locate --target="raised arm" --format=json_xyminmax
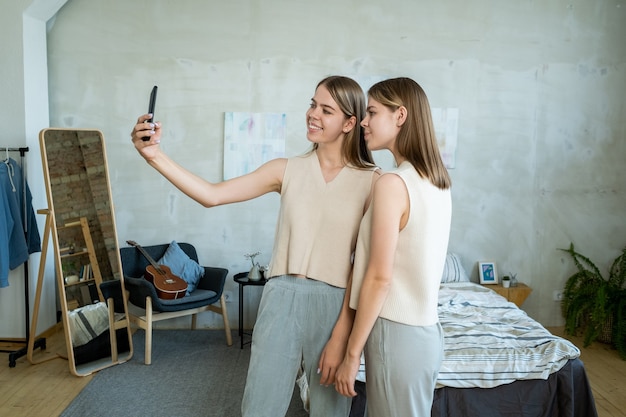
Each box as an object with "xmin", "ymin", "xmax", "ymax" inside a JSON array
[{"xmin": 131, "ymin": 114, "xmax": 286, "ymax": 207}]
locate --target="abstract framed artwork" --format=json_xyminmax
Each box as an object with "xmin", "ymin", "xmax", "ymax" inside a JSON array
[
  {"xmin": 223, "ymin": 112, "xmax": 286, "ymax": 180},
  {"xmin": 478, "ymin": 261, "xmax": 498, "ymax": 284}
]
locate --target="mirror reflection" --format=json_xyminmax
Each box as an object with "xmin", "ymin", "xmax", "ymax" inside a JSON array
[{"xmin": 39, "ymin": 128, "xmax": 133, "ymax": 376}]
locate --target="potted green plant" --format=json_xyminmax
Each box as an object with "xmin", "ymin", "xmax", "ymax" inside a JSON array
[
  {"xmin": 501, "ymin": 275, "xmax": 511, "ymax": 288},
  {"xmin": 61, "ymin": 258, "xmax": 78, "ymax": 277},
  {"xmin": 559, "ymin": 242, "xmax": 626, "ymax": 359}
]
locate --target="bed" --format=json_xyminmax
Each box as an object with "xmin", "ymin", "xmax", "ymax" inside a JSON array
[{"xmin": 432, "ymin": 281, "xmax": 597, "ymax": 417}]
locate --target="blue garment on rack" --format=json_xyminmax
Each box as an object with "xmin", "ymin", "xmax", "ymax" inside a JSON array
[
  {"xmin": 0, "ymin": 158, "xmax": 41, "ymax": 288},
  {"xmin": 0, "ymin": 185, "xmax": 13, "ymax": 288}
]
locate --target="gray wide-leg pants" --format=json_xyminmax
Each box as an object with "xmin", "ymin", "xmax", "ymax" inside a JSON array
[
  {"xmin": 364, "ymin": 318, "xmax": 443, "ymax": 417},
  {"xmin": 242, "ymin": 275, "xmax": 352, "ymax": 417}
]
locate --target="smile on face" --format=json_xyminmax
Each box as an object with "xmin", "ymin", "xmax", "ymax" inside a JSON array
[
  {"xmin": 361, "ymin": 97, "xmax": 402, "ymax": 152},
  {"xmin": 305, "ymin": 85, "xmax": 353, "ymax": 145}
]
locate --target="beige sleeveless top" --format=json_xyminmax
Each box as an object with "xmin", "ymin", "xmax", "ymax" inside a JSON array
[{"xmin": 268, "ymin": 151, "xmax": 377, "ymax": 288}]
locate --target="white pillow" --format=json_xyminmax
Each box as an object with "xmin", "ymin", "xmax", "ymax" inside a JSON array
[{"xmin": 441, "ymin": 253, "xmax": 470, "ymax": 283}]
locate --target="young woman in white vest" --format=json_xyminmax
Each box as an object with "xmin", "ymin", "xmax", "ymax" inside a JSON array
[
  {"xmin": 333, "ymin": 77, "xmax": 452, "ymax": 417},
  {"xmin": 130, "ymin": 75, "xmax": 379, "ymax": 417}
]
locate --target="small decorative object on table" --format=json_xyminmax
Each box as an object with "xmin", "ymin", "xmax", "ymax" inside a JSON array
[
  {"xmin": 245, "ymin": 251, "xmax": 262, "ymax": 281},
  {"xmin": 502, "ymin": 275, "xmax": 511, "ymax": 288},
  {"xmin": 510, "ymin": 272, "xmax": 518, "ymax": 287},
  {"xmin": 259, "ymin": 264, "xmax": 269, "ymax": 280}
]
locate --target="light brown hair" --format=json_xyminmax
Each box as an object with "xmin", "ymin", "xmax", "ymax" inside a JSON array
[
  {"xmin": 368, "ymin": 77, "xmax": 451, "ymax": 189},
  {"xmin": 313, "ymin": 76, "xmax": 375, "ymax": 168}
]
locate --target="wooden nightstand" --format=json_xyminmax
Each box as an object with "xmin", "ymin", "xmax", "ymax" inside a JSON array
[{"xmin": 488, "ymin": 283, "xmax": 532, "ymax": 307}]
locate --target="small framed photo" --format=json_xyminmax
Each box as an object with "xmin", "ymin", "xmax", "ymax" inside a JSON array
[{"xmin": 478, "ymin": 261, "xmax": 498, "ymax": 284}]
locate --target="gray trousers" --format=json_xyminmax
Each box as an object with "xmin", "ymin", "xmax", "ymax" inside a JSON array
[
  {"xmin": 364, "ymin": 318, "xmax": 443, "ymax": 417},
  {"xmin": 242, "ymin": 275, "xmax": 352, "ymax": 417}
]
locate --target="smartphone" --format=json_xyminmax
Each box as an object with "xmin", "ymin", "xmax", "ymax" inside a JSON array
[{"xmin": 143, "ymin": 85, "xmax": 158, "ymax": 141}]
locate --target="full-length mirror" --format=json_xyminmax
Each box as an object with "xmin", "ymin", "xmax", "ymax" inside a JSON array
[{"xmin": 39, "ymin": 128, "xmax": 133, "ymax": 376}]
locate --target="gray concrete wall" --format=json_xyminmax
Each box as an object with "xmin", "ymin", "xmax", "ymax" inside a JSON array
[
  {"xmin": 0, "ymin": 0, "xmax": 64, "ymax": 339},
  {"xmin": 2, "ymin": 0, "xmax": 625, "ymax": 333}
]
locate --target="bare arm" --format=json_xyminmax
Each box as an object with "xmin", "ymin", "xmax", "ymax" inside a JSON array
[
  {"xmin": 318, "ymin": 272, "xmax": 356, "ymax": 386},
  {"xmin": 131, "ymin": 114, "xmax": 286, "ymax": 207},
  {"xmin": 334, "ymin": 173, "xmax": 409, "ymax": 397}
]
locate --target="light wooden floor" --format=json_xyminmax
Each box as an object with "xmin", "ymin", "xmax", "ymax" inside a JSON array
[
  {"xmin": 0, "ymin": 325, "xmax": 92, "ymax": 417},
  {"xmin": 547, "ymin": 326, "xmax": 626, "ymax": 417},
  {"xmin": 1, "ymin": 326, "xmax": 624, "ymax": 417}
]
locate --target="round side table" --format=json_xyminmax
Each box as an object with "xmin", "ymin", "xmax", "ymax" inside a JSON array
[{"xmin": 233, "ymin": 272, "xmax": 268, "ymax": 349}]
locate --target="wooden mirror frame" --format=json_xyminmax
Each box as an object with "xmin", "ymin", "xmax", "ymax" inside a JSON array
[{"xmin": 39, "ymin": 128, "xmax": 133, "ymax": 376}]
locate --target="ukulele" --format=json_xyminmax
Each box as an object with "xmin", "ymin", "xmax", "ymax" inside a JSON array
[{"xmin": 126, "ymin": 240, "xmax": 188, "ymax": 300}]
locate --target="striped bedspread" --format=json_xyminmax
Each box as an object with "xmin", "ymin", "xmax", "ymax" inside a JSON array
[{"xmin": 436, "ymin": 282, "xmax": 580, "ymax": 389}]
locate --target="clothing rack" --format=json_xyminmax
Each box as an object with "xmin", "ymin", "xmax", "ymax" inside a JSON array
[{"xmin": 0, "ymin": 146, "xmax": 46, "ymax": 367}]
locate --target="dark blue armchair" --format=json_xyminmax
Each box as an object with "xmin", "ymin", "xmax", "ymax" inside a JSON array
[{"xmin": 120, "ymin": 242, "xmax": 232, "ymax": 364}]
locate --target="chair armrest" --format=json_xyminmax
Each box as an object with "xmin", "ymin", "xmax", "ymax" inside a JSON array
[
  {"xmin": 197, "ymin": 267, "xmax": 228, "ymax": 296},
  {"xmin": 124, "ymin": 276, "xmax": 160, "ymax": 309},
  {"xmin": 99, "ymin": 280, "xmax": 125, "ymax": 313}
]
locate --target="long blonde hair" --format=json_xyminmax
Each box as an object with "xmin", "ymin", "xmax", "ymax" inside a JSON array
[
  {"xmin": 312, "ymin": 76, "xmax": 375, "ymax": 168},
  {"xmin": 368, "ymin": 77, "xmax": 451, "ymax": 189}
]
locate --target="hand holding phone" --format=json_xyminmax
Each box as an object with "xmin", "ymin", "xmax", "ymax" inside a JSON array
[{"xmin": 143, "ymin": 85, "xmax": 158, "ymax": 141}]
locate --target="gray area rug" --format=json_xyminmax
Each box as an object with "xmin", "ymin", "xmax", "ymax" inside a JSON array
[{"xmin": 60, "ymin": 330, "xmax": 309, "ymax": 417}]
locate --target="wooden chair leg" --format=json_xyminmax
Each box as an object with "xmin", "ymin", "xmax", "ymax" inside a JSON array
[
  {"xmin": 220, "ymin": 295, "xmax": 233, "ymax": 346},
  {"xmin": 145, "ymin": 296, "xmax": 153, "ymax": 365},
  {"xmin": 107, "ymin": 298, "xmax": 118, "ymax": 362}
]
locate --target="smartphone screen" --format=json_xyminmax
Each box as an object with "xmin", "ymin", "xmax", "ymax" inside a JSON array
[{"xmin": 143, "ymin": 86, "xmax": 158, "ymax": 141}]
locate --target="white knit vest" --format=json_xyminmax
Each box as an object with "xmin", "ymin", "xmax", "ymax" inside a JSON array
[{"xmin": 350, "ymin": 161, "xmax": 451, "ymax": 325}]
